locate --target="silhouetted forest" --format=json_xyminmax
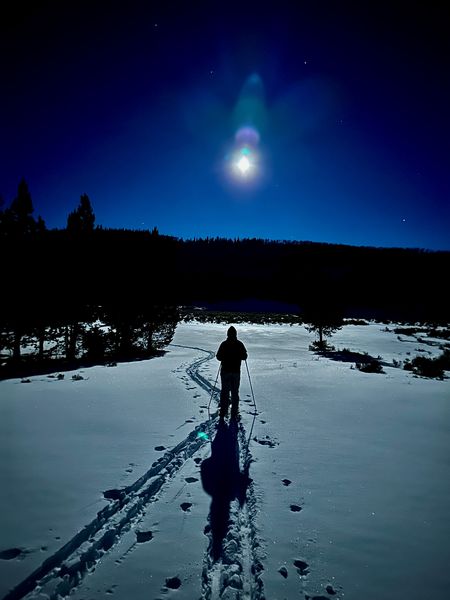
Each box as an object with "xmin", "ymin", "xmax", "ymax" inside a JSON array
[
  {"xmin": 1, "ymin": 179, "xmax": 449, "ymax": 378},
  {"xmin": 177, "ymin": 236, "xmax": 450, "ymax": 322}
]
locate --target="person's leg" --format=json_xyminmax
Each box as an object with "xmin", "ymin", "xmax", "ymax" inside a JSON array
[
  {"xmin": 220, "ymin": 372, "xmax": 231, "ymax": 417},
  {"xmin": 230, "ymin": 373, "xmax": 240, "ymax": 417}
]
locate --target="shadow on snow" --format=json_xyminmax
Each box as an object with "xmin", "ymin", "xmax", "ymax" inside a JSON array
[{"xmin": 200, "ymin": 419, "xmax": 250, "ymax": 562}]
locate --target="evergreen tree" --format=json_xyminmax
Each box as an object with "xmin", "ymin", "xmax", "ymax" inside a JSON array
[
  {"xmin": 303, "ymin": 307, "xmax": 344, "ymax": 347},
  {"xmin": 67, "ymin": 194, "xmax": 95, "ymax": 233},
  {"xmin": 5, "ymin": 178, "xmax": 37, "ymax": 236},
  {"xmin": 36, "ymin": 215, "xmax": 47, "ymax": 234},
  {"xmin": 301, "ymin": 282, "xmax": 344, "ymax": 348}
]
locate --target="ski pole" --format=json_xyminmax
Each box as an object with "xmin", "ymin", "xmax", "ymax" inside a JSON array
[
  {"xmin": 245, "ymin": 360, "xmax": 257, "ymax": 415},
  {"xmin": 243, "ymin": 360, "xmax": 257, "ymax": 463},
  {"xmin": 208, "ymin": 364, "xmax": 221, "ymax": 412}
]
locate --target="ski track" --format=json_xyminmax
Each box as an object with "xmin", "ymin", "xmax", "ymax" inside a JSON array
[
  {"xmin": 200, "ymin": 422, "xmax": 264, "ymax": 600},
  {"xmin": 2, "ymin": 345, "xmax": 264, "ymax": 600}
]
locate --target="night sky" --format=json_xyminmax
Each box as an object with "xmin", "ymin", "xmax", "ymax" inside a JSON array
[{"xmin": 2, "ymin": 1, "xmax": 449, "ymax": 250}]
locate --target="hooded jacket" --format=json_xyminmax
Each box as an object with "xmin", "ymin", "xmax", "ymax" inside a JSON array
[{"xmin": 216, "ymin": 326, "xmax": 248, "ymax": 373}]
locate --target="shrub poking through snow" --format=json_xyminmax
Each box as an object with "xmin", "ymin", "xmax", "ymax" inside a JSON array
[
  {"xmin": 309, "ymin": 340, "xmax": 335, "ymax": 353},
  {"xmin": 404, "ymin": 349, "xmax": 450, "ymax": 379},
  {"xmin": 355, "ymin": 360, "xmax": 384, "ymax": 374}
]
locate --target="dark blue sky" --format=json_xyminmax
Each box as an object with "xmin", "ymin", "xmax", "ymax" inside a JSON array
[{"xmin": 2, "ymin": 1, "xmax": 449, "ymax": 249}]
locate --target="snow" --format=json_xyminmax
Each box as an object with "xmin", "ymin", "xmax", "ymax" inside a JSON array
[{"xmin": 0, "ymin": 321, "xmax": 449, "ymax": 600}]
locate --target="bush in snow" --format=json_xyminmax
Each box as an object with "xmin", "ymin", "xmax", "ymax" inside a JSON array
[
  {"xmin": 355, "ymin": 360, "xmax": 384, "ymax": 374},
  {"xmin": 404, "ymin": 350, "xmax": 450, "ymax": 379},
  {"xmin": 309, "ymin": 340, "xmax": 335, "ymax": 352}
]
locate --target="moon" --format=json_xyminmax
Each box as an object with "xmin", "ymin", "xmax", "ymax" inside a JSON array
[{"xmin": 237, "ymin": 155, "xmax": 251, "ymax": 174}]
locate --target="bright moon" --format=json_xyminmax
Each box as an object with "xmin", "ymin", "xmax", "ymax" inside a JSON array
[
  {"xmin": 237, "ymin": 155, "xmax": 251, "ymax": 174},
  {"xmin": 227, "ymin": 139, "xmax": 261, "ymax": 184}
]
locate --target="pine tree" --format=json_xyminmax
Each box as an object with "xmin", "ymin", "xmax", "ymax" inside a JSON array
[
  {"xmin": 67, "ymin": 194, "xmax": 95, "ymax": 233},
  {"xmin": 302, "ymin": 281, "xmax": 344, "ymax": 348},
  {"xmin": 7, "ymin": 178, "xmax": 36, "ymax": 236}
]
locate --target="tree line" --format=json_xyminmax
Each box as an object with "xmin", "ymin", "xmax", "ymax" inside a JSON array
[
  {"xmin": 0, "ymin": 180, "xmax": 178, "ymax": 378},
  {"xmin": 1, "ymin": 179, "xmax": 449, "ymax": 377},
  {"xmin": 176, "ymin": 236, "xmax": 450, "ymax": 323}
]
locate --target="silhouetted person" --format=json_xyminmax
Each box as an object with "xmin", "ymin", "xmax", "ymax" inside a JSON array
[{"xmin": 216, "ymin": 326, "xmax": 248, "ymax": 419}]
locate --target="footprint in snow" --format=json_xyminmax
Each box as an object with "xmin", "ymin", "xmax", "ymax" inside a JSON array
[
  {"xmin": 254, "ymin": 436, "xmax": 278, "ymax": 448},
  {"xmin": 136, "ymin": 530, "xmax": 154, "ymax": 543},
  {"xmin": 278, "ymin": 566, "xmax": 288, "ymax": 578},
  {"xmin": 293, "ymin": 558, "xmax": 309, "ymax": 575},
  {"xmin": 165, "ymin": 576, "xmax": 181, "ymax": 589},
  {"xmin": 0, "ymin": 548, "xmax": 28, "ymax": 560},
  {"xmin": 104, "ymin": 489, "xmax": 126, "ymax": 501}
]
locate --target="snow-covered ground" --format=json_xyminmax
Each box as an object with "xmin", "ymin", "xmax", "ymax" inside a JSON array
[{"xmin": 1, "ymin": 322, "xmax": 449, "ymax": 600}]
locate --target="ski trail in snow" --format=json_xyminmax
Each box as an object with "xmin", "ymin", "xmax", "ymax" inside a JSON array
[
  {"xmin": 200, "ymin": 417, "xmax": 264, "ymax": 600},
  {"xmin": 170, "ymin": 348, "xmax": 264, "ymax": 600},
  {"xmin": 170, "ymin": 343, "xmax": 220, "ymax": 402},
  {"xmin": 172, "ymin": 345, "xmax": 265, "ymax": 599},
  {"xmin": 1, "ymin": 347, "xmax": 216, "ymax": 600},
  {"xmin": 2, "ymin": 345, "xmax": 263, "ymax": 600}
]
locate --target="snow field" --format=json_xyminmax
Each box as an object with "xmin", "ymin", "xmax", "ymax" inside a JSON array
[{"xmin": 0, "ymin": 321, "xmax": 449, "ymax": 600}]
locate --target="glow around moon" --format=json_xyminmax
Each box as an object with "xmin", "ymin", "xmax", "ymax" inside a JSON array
[
  {"xmin": 222, "ymin": 75, "xmax": 267, "ymax": 188},
  {"xmin": 230, "ymin": 126, "xmax": 261, "ymax": 181},
  {"xmin": 233, "ymin": 144, "xmax": 258, "ymax": 177}
]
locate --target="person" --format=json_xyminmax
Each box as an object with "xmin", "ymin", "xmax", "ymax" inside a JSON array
[{"xmin": 216, "ymin": 326, "xmax": 248, "ymax": 419}]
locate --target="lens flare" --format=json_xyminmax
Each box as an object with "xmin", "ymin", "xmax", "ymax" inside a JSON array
[
  {"xmin": 235, "ymin": 126, "xmax": 260, "ymax": 147},
  {"xmin": 222, "ymin": 74, "xmax": 267, "ymax": 187}
]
